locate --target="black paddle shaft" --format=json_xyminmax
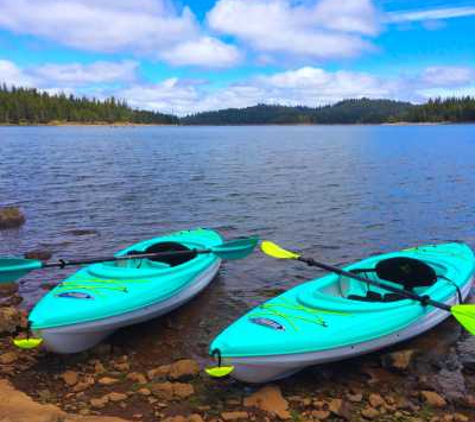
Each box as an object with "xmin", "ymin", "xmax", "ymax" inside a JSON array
[
  {"xmin": 41, "ymin": 249, "xmax": 209, "ymax": 269},
  {"xmin": 298, "ymin": 256, "xmax": 452, "ymax": 312}
]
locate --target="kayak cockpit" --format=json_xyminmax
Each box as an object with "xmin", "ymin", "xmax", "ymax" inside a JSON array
[
  {"xmin": 88, "ymin": 241, "xmax": 199, "ymax": 278},
  {"xmin": 298, "ymin": 256, "xmax": 453, "ymax": 311}
]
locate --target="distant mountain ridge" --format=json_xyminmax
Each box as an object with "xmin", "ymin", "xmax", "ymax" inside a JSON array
[
  {"xmin": 1, "ymin": 84, "xmax": 475, "ymax": 125},
  {"xmin": 181, "ymin": 99, "xmax": 414, "ymax": 125}
]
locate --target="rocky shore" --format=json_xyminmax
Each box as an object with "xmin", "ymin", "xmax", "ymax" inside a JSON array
[{"xmin": 1, "ymin": 286, "xmax": 475, "ymax": 422}]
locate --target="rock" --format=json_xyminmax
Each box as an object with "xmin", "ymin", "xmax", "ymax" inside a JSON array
[
  {"xmin": 382, "ymin": 349, "xmax": 415, "ymax": 371},
  {"xmin": 0, "ymin": 206, "xmax": 25, "ymax": 229},
  {"xmin": 221, "ymin": 411, "xmax": 249, "ymax": 421},
  {"xmin": 0, "ymin": 379, "xmax": 129, "ymax": 421},
  {"xmin": 0, "ymin": 351, "xmax": 18, "ymax": 365},
  {"xmin": 368, "ymin": 393, "xmax": 386, "ymax": 408},
  {"xmin": 113, "ymin": 361, "xmax": 130, "ymax": 372},
  {"xmin": 73, "ymin": 376, "xmax": 95, "ymax": 392},
  {"xmin": 94, "ymin": 361, "xmax": 106, "ymax": 374},
  {"xmin": 24, "ymin": 250, "xmax": 52, "ymax": 260},
  {"xmin": 311, "ymin": 410, "xmax": 330, "ymax": 420},
  {"xmin": 162, "ymin": 417, "xmax": 187, "ymax": 422},
  {"xmin": 361, "ymin": 406, "xmax": 379, "ymax": 419},
  {"xmin": 151, "ymin": 382, "xmax": 194, "ymax": 400},
  {"xmin": 173, "ymin": 382, "xmax": 195, "ymax": 399},
  {"xmin": 147, "ymin": 364, "xmax": 171, "ymax": 380},
  {"xmin": 168, "ymin": 359, "xmax": 200, "ymax": 380},
  {"xmin": 187, "ymin": 415, "xmax": 204, "ymax": 422},
  {"xmin": 0, "ymin": 306, "xmax": 22, "ymax": 333},
  {"xmin": 106, "ymin": 392, "xmax": 128, "ymax": 402},
  {"xmin": 347, "ymin": 392, "xmax": 363, "ymax": 403},
  {"xmin": 62, "ymin": 371, "xmax": 79, "ymax": 386},
  {"xmin": 126, "ymin": 372, "xmax": 147, "ymax": 384},
  {"xmin": 328, "ymin": 398, "xmax": 351, "ymax": 419},
  {"xmin": 453, "ymin": 414, "xmax": 469, "ymax": 422},
  {"xmin": 98, "ymin": 377, "xmax": 119, "ymax": 386},
  {"xmin": 421, "ymin": 391, "xmax": 447, "ymax": 408},
  {"xmin": 244, "ymin": 385, "xmax": 290, "ymax": 420},
  {"xmin": 137, "ymin": 388, "xmax": 151, "ymax": 396},
  {"xmin": 90, "ymin": 395, "xmax": 109, "ymax": 409}
]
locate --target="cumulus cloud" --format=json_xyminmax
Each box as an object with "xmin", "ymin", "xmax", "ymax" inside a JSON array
[
  {"xmin": 0, "ymin": 59, "xmax": 141, "ymax": 93},
  {"xmin": 117, "ymin": 65, "xmax": 475, "ymax": 115},
  {"xmin": 0, "ymin": 60, "xmax": 36, "ymax": 87},
  {"xmin": 31, "ymin": 61, "xmax": 139, "ymax": 86},
  {"xmin": 117, "ymin": 66, "xmax": 400, "ymax": 115},
  {"xmin": 0, "ymin": 0, "xmax": 239, "ymax": 68},
  {"xmin": 207, "ymin": 0, "xmax": 378, "ymax": 59},
  {"xmin": 420, "ymin": 66, "xmax": 474, "ymax": 87},
  {"xmin": 3, "ymin": 59, "xmax": 475, "ymax": 115},
  {"xmin": 159, "ymin": 36, "xmax": 241, "ymax": 67}
]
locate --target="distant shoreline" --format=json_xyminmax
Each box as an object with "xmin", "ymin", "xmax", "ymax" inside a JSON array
[{"xmin": 0, "ymin": 121, "xmax": 458, "ymax": 127}]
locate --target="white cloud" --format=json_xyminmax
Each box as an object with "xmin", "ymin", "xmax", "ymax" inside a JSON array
[
  {"xmin": 160, "ymin": 36, "xmax": 241, "ymax": 67},
  {"xmin": 421, "ymin": 66, "xmax": 474, "ymax": 87},
  {"xmin": 386, "ymin": 6, "xmax": 475, "ymax": 23},
  {"xmin": 0, "ymin": 0, "xmax": 239, "ymax": 68},
  {"xmin": 207, "ymin": 0, "xmax": 378, "ymax": 59},
  {"xmin": 119, "ymin": 66, "xmax": 400, "ymax": 115},
  {"xmin": 31, "ymin": 61, "xmax": 139, "ymax": 86},
  {"xmin": 0, "ymin": 60, "xmax": 36, "ymax": 86}
]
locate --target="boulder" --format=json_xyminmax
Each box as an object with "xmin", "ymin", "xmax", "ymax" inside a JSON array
[
  {"xmin": 421, "ymin": 391, "xmax": 447, "ymax": 408},
  {"xmin": 382, "ymin": 349, "xmax": 415, "ymax": 371},
  {"xmin": 0, "ymin": 351, "xmax": 18, "ymax": 365},
  {"xmin": 0, "ymin": 379, "xmax": 129, "ymax": 421},
  {"xmin": 98, "ymin": 377, "xmax": 119, "ymax": 386},
  {"xmin": 61, "ymin": 371, "xmax": 79, "ymax": 387},
  {"xmin": 151, "ymin": 382, "xmax": 194, "ymax": 400},
  {"xmin": 0, "ymin": 207, "xmax": 25, "ymax": 229},
  {"xmin": 0, "ymin": 306, "xmax": 22, "ymax": 334},
  {"xmin": 221, "ymin": 411, "xmax": 249, "ymax": 421},
  {"xmin": 168, "ymin": 359, "xmax": 200, "ymax": 380},
  {"xmin": 244, "ymin": 385, "xmax": 290, "ymax": 420}
]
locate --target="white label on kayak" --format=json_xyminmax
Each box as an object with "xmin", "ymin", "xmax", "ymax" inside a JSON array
[
  {"xmin": 249, "ymin": 317, "xmax": 285, "ymax": 331},
  {"xmin": 56, "ymin": 291, "xmax": 94, "ymax": 300}
]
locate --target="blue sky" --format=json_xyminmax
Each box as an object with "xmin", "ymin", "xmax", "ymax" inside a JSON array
[{"xmin": 0, "ymin": 0, "xmax": 474, "ymax": 114}]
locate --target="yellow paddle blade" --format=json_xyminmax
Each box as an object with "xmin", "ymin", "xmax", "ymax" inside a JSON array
[
  {"xmin": 261, "ymin": 241, "xmax": 300, "ymax": 260},
  {"xmin": 451, "ymin": 304, "xmax": 475, "ymax": 335},
  {"xmin": 13, "ymin": 337, "xmax": 43, "ymax": 349},
  {"xmin": 205, "ymin": 365, "xmax": 234, "ymax": 378}
]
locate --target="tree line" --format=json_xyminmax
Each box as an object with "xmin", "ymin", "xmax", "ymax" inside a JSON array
[
  {"xmin": 2, "ymin": 83, "xmax": 475, "ymax": 125},
  {"xmin": 0, "ymin": 85, "xmax": 178, "ymax": 125}
]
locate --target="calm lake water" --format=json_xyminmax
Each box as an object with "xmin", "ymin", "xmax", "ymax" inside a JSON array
[{"xmin": 1, "ymin": 125, "xmax": 475, "ymax": 359}]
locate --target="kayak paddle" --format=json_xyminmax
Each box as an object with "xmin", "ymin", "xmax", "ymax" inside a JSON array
[
  {"xmin": 261, "ymin": 240, "xmax": 475, "ymax": 335},
  {"xmin": 0, "ymin": 236, "xmax": 259, "ymax": 284}
]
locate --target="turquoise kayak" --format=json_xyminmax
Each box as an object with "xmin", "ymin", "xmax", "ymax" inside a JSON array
[
  {"xmin": 30, "ymin": 228, "xmax": 223, "ymax": 353},
  {"xmin": 210, "ymin": 242, "xmax": 475, "ymax": 383}
]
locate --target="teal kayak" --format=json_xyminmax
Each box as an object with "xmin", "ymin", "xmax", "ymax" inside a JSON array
[
  {"xmin": 30, "ymin": 228, "xmax": 223, "ymax": 353},
  {"xmin": 210, "ymin": 242, "xmax": 475, "ymax": 383}
]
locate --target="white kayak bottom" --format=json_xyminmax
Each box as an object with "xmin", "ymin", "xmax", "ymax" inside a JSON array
[
  {"xmin": 35, "ymin": 259, "xmax": 221, "ymax": 354},
  {"xmin": 226, "ymin": 277, "xmax": 473, "ymax": 383}
]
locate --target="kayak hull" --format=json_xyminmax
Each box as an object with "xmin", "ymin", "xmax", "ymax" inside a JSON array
[
  {"xmin": 210, "ymin": 242, "xmax": 475, "ymax": 383},
  {"xmin": 224, "ymin": 277, "xmax": 472, "ymax": 383},
  {"xmin": 35, "ymin": 259, "xmax": 220, "ymax": 353},
  {"xmin": 29, "ymin": 229, "xmax": 223, "ymax": 353}
]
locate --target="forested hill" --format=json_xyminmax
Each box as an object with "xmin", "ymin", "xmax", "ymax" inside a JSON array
[
  {"xmin": 181, "ymin": 97, "xmax": 475, "ymax": 125},
  {"xmin": 0, "ymin": 85, "xmax": 178, "ymax": 125},
  {"xmin": 2, "ymin": 84, "xmax": 475, "ymax": 125},
  {"xmin": 181, "ymin": 99, "xmax": 414, "ymax": 125}
]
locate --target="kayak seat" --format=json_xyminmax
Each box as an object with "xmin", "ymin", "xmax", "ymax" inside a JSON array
[
  {"xmin": 349, "ymin": 257, "xmax": 437, "ymax": 292},
  {"xmin": 347, "ymin": 292, "xmax": 406, "ymax": 302},
  {"xmin": 143, "ymin": 242, "xmax": 197, "ymax": 267}
]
